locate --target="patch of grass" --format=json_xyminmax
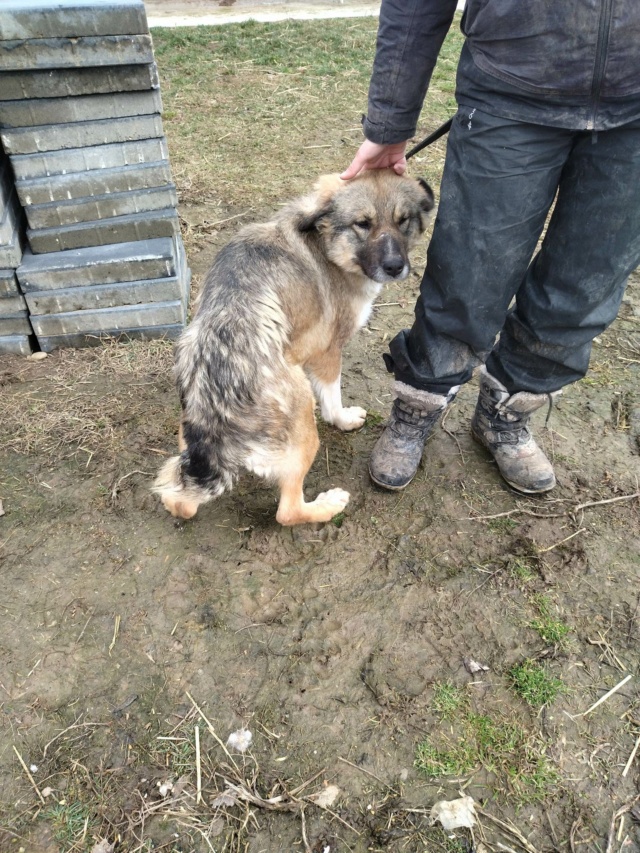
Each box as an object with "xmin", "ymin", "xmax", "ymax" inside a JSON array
[
  {"xmin": 508, "ymin": 557, "xmax": 536, "ymax": 583},
  {"xmin": 365, "ymin": 411, "xmax": 385, "ymax": 427},
  {"xmin": 0, "ymin": 339, "xmax": 175, "ymax": 460},
  {"xmin": 42, "ymin": 801, "xmax": 94, "ymax": 851},
  {"xmin": 331, "ymin": 511, "xmax": 346, "ymax": 528},
  {"xmin": 509, "ymin": 659, "xmax": 564, "ymax": 709},
  {"xmin": 415, "ymin": 710, "xmax": 557, "ymax": 803},
  {"xmin": 487, "ymin": 517, "xmax": 518, "ymax": 535},
  {"xmin": 151, "ymin": 17, "xmax": 464, "ymax": 209},
  {"xmin": 529, "ymin": 594, "xmax": 570, "ymax": 646},
  {"xmin": 432, "ymin": 682, "xmax": 465, "ymax": 718}
]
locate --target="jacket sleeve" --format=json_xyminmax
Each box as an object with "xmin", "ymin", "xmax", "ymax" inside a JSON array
[{"xmin": 363, "ymin": 0, "xmax": 459, "ymax": 144}]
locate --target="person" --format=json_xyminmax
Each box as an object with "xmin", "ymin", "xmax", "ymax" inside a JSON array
[{"xmin": 341, "ymin": 0, "xmax": 640, "ymax": 495}]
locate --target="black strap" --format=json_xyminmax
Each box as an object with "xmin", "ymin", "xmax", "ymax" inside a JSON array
[{"xmin": 405, "ymin": 116, "xmax": 453, "ymax": 160}]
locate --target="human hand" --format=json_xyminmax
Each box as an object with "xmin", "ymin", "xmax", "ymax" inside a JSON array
[{"xmin": 340, "ymin": 139, "xmax": 408, "ymax": 180}]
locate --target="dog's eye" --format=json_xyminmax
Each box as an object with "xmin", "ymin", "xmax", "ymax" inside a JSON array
[
  {"xmin": 397, "ymin": 215, "xmax": 410, "ymax": 228},
  {"xmin": 354, "ymin": 220, "xmax": 371, "ymax": 230}
]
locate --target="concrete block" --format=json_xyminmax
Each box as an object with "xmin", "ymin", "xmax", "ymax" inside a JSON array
[
  {"xmin": 0, "ymin": 34, "xmax": 154, "ymax": 72},
  {"xmin": 17, "ymin": 160, "xmax": 172, "ymax": 205},
  {"xmin": 28, "ymin": 208, "xmax": 180, "ymax": 253},
  {"xmin": 0, "ymin": 89, "xmax": 162, "ymax": 128},
  {"xmin": 0, "ymin": 63, "xmax": 159, "ymax": 100},
  {"xmin": 0, "ymin": 228, "xmax": 23, "ymax": 267},
  {"xmin": 0, "ymin": 311, "xmax": 31, "ymax": 335},
  {"xmin": 0, "ymin": 333, "xmax": 33, "ymax": 354},
  {"xmin": 10, "ymin": 137, "xmax": 169, "ymax": 180},
  {"xmin": 0, "ymin": 1, "xmax": 147, "ymax": 40},
  {"xmin": 25, "ymin": 275, "xmax": 185, "ymax": 314},
  {"xmin": 17, "ymin": 237, "xmax": 177, "ymax": 291},
  {"xmin": 37, "ymin": 323, "xmax": 182, "ymax": 352},
  {"xmin": 26, "ymin": 184, "xmax": 178, "ymax": 229},
  {"xmin": 1, "ymin": 113, "xmax": 164, "ymax": 155},
  {"xmin": 0, "ymin": 292, "xmax": 27, "ymax": 313},
  {"xmin": 0, "ymin": 270, "xmax": 20, "ymax": 296},
  {"xmin": 30, "ymin": 299, "xmax": 186, "ymax": 336}
]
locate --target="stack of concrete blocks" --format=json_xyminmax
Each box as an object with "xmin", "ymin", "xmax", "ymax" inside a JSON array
[
  {"xmin": 0, "ymin": 145, "xmax": 32, "ymax": 354},
  {"xmin": 0, "ymin": 0, "xmax": 190, "ymax": 352}
]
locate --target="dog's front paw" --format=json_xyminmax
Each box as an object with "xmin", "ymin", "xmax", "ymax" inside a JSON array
[
  {"xmin": 312, "ymin": 488, "xmax": 350, "ymax": 521},
  {"xmin": 334, "ymin": 406, "xmax": 367, "ymax": 431}
]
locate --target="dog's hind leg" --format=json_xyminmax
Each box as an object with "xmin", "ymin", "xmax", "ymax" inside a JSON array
[
  {"xmin": 274, "ymin": 395, "xmax": 350, "ymax": 526},
  {"xmin": 307, "ymin": 348, "xmax": 367, "ymax": 431}
]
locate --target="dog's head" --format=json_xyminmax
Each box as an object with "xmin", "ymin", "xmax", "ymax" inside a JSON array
[{"xmin": 298, "ymin": 170, "xmax": 434, "ymax": 282}]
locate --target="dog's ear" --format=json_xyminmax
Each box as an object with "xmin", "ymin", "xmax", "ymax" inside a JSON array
[
  {"xmin": 297, "ymin": 174, "xmax": 345, "ymax": 232},
  {"xmin": 297, "ymin": 202, "xmax": 333, "ymax": 232},
  {"xmin": 416, "ymin": 178, "xmax": 435, "ymax": 212}
]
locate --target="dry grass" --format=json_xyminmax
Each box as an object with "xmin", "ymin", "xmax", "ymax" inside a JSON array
[{"xmin": 0, "ymin": 339, "xmax": 176, "ymax": 462}]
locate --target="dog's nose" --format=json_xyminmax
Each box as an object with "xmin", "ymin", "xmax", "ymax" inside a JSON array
[{"xmin": 382, "ymin": 256, "xmax": 405, "ymax": 277}]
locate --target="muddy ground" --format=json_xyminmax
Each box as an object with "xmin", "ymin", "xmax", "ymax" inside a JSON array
[{"xmin": 1, "ymin": 21, "xmax": 640, "ymax": 853}]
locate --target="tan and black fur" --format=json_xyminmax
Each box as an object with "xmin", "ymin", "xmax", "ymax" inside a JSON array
[{"xmin": 153, "ymin": 170, "xmax": 434, "ymax": 525}]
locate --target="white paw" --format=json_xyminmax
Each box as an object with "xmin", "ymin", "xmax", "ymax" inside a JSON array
[
  {"xmin": 334, "ymin": 406, "xmax": 367, "ymax": 431},
  {"xmin": 313, "ymin": 488, "xmax": 350, "ymax": 519}
]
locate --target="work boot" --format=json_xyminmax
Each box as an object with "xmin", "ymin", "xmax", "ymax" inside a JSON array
[
  {"xmin": 369, "ymin": 381, "xmax": 456, "ymax": 490},
  {"xmin": 471, "ymin": 367, "xmax": 559, "ymax": 494}
]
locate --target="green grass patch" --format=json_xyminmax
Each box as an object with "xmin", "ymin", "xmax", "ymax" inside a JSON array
[
  {"xmin": 487, "ymin": 516, "xmax": 518, "ymax": 535},
  {"xmin": 42, "ymin": 801, "xmax": 94, "ymax": 851},
  {"xmin": 416, "ymin": 681, "xmax": 558, "ymax": 803},
  {"xmin": 508, "ymin": 556, "xmax": 536, "ymax": 583},
  {"xmin": 151, "ymin": 17, "xmax": 464, "ymax": 209},
  {"xmin": 509, "ymin": 659, "xmax": 564, "ymax": 709},
  {"xmin": 415, "ymin": 710, "xmax": 557, "ymax": 803},
  {"xmin": 529, "ymin": 594, "xmax": 570, "ymax": 646},
  {"xmin": 432, "ymin": 682, "xmax": 466, "ymax": 718}
]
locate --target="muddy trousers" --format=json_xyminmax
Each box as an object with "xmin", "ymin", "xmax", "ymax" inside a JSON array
[{"xmin": 387, "ymin": 108, "xmax": 640, "ymax": 395}]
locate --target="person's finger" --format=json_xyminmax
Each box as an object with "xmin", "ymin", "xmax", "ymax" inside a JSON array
[
  {"xmin": 392, "ymin": 158, "xmax": 407, "ymax": 175},
  {"xmin": 339, "ymin": 158, "xmax": 363, "ymax": 180}
]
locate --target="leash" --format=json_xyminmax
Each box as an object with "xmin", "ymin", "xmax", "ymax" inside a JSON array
[{"xmin": 405, "ymin": 116, "xmax": 453, "ymax": 160}]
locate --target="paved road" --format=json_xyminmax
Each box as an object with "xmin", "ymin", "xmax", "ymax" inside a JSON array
[{"xmin": 146, "ymin": 0, "xmax": 465, "ymax": 28}]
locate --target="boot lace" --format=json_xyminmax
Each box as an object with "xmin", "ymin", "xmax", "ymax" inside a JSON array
[
  {"xmin": 390, "ymin": 398, "xmax": 445, "ymax": 439},
  {"xmin": 481, "ymin": 390, "xmax": 555, "ymax": 445}
]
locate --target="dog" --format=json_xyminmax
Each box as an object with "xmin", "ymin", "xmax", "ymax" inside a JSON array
[{"xmin": 153, "ymin": 170, "xmax": 434, "ymax": 525}]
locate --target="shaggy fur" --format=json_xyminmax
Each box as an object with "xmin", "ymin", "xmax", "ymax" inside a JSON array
[{"xmin": 153, "ymin": 170, "xmax": 434, "ymax": 525}]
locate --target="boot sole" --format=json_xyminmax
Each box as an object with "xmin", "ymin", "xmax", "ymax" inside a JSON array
[
  {"xmin": 368, "ymin": 466, "xmax": 413, "ymax": 491},
  {"xmin": 470, "ymin": 428, "xmax": 555, "ymax": 495}
]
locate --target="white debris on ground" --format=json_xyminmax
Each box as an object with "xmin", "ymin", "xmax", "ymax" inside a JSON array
[
  {"xmin": 430, "ymin": 795, "xmax": 477, "ymax": 830},
  {"xmin": 226, "ymin": 728, "xmax": 253, "ymax": 753},
  {"xmin": 306, "ymin": 784, "xmax": 340, "ymax": 808}
]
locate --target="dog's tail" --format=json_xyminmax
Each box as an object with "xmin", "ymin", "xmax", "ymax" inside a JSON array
[
  {"xmin": 152, "ymin": 453, "xmax": 227, "ymax": 519},
  {"xmin": 153, "ymin": 269, "xmax": 290, "ymax": 518}
]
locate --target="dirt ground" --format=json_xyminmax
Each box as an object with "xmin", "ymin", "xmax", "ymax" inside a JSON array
[{"xmin": 1, "ymin": 20, "xmax": 640, "ymax": 853}]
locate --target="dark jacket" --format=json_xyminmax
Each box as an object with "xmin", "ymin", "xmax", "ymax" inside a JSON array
[{"xmin": 363, "ymin": 0, "xmax": 640, "ymax": 143}]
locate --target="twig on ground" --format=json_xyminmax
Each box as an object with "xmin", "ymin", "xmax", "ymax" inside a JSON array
[
  {"xmin": 621, "ymin": 734, "xmax": 640, "ymax": 778},
  {"xmin": 466, "ymin": 488, "xmax": 640, "ymax": 523},
  {"xmin": 441, "ymin": 404, "xmax": 466, "ymax": 463},
  {"xmin": 300, "ymin": 806, "xmax": 312, "ymax": 853},
  {"xmin": 13, "ymin": 745, "xmax": 45, "ymax": 804},
  {"xmin": 42, "ymin": 717, "xmax": 108, "ymax": 758},
  {"xmin": 572, "ymin": 674, "xmax": 633, "ymax": 718},
  {"xmin": 573, "ymin": 491, "xmax": 640, "ymax": 512},
  {"xmin": 605, "ymin": 795, "xmax": 640, "ymax": 853},
  {"xmin": 586, "ymin": 632, "xmax": 627, "ymax": 672},
  {"xmin": 185, "ymin": 691, "xmax": 240, "ymax": 772},
  {"xmin": 476, "ymin": 807, "xmax": 540, "ymax": 853},
  {"xmin": 110, "ymin": 470, "xmax": 153, "ymax": 505},
  {"xmin": 195, "ymin": 725, "xmax": 202, "ymax": 804},
  {"xmin": 338, "ymin": 756, "xmax": 396, "ymax": 790},
  {"xmin": 108, "ymin": 614, "xmax": 121, "ymax": 656},
  {"xmin": 537, "ymin": 528, "xmax": 587, "ymax": 553}
]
